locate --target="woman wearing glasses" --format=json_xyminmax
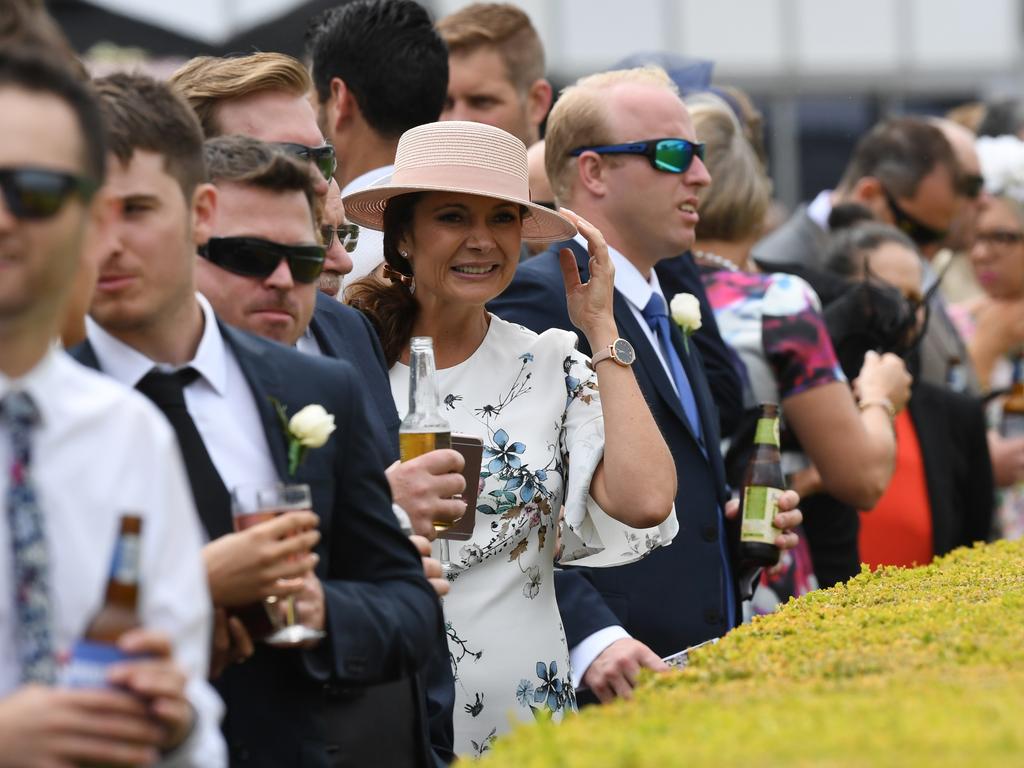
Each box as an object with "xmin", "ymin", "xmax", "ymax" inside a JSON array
[
  {"xmin": 343, "ymin": 121, "xmax": 676, "ymax": 755},
  {"xmin": 687, "ymin": 95, "xmax": 912, "ymax": 594},
  {"xmin": 951, "ymin": 134, "xmax": 1024, "ymax": 539}
]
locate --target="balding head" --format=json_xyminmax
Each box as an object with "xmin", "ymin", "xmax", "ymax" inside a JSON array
[{"xmin": 931, "ymin": 116, "xmax": 986, "ymax": 250}]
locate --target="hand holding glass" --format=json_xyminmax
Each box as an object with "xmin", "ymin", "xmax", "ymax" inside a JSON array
[{"xmin": 231, "ymin": 483, "xmax": 325, "ymax": 647}]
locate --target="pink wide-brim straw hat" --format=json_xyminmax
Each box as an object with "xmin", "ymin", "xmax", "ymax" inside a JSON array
[{"xmin": 342, "ymin": 121, "xmax": 577, "ymax": 244}]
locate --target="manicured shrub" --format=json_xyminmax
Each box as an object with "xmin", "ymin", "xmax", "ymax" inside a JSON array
[{"xmin": 470, "ymin": 540, "xmax": 1024, "ymax": 767}]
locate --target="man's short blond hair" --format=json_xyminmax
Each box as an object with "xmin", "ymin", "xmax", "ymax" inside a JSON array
[
  {"xmin": 169, "ymin": 52, "xmax": 311, "ymax": 138},
  {"xmin": 545, "ymin": 66, "xmax": 678, "ymax": 204},
  {"xmin": 688, "ymin": 96, "xmax": 771, "ymax": 243},
  {"xmin": 436, "ymin": 3, "xmax": 544, "ymax": 93}
]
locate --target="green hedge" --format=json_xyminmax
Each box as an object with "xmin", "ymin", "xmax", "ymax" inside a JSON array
[{"xmin": 470, "ymin": 540, "xmax": 1024, "ymax": 767}]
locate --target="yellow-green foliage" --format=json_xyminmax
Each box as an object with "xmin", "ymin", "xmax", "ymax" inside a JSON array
[{"xmin": 471, "ymin": 540, "xmax": 1024, "ymax": 767}]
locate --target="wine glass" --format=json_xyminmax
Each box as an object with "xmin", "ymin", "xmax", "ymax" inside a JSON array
[{"xmin": 231, "ymin": 482, "xmax": 325, "ymax": 647}]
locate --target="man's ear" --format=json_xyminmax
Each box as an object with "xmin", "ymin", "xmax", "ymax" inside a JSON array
[
  {"xmin": 576, "ymin": 151, "xmax": 609, "ymax": 199},
  {"xmin": 190, "ymin": 183, "xmax": 218, "ymax": 247},
  {"xmin": 526, "ymin": 78, "xmax": 553, "ymax": 136},
  {"xmin": 850, "ymin": 176, "xmax": 890, "ymax": 222},
  {"xmin": 329, "ymin": 77, "xmax": 356, "ymax": 136}
]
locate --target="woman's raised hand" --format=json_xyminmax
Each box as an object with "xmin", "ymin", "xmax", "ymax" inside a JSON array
[{"xmin": 557, "ymin": 208, "xmax": 618, "ymax": 345}]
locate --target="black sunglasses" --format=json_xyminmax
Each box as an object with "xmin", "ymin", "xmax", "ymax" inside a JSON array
[
  {"xmin": 881, "ymin": 187, "xmax": 948, "ymax": 247},
  {"xmin": 958, "ymin": 173, "xmax": 985, "ymax": 199},
  {"xmin": 198, "ymin": 236, "xmax": 325, "ymax": 284},
  {"xmin": 276, "ymin": 142, "xmax": 337, "ymax": 181},
  {"xmin": 568, "ymin": 138, "xmax": 706, "ymax": 174},
  {"xmin": 320, "ymin": 223, "xmax": 360, "ymax": 253},
  {"xmin": 0, "ymin": 166, "xmax": 97, "ymax": 220}
]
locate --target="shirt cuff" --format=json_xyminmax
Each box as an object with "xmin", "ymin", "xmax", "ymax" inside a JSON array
[
  {"xmin": 569, "ymin": 625, "xmax": 631, "ymax": 689},
  {"xmin": 392, "ymin": 503, "xmax": 413, "ymax": 535}
]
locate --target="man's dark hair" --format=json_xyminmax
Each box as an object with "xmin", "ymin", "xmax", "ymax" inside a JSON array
[
  {"xmin": 93, "ymin": 72, "xmax": 206, "ymax": 198},
  {"xmin": 307, "ymin": 0, "xmax": 448, "ymax": 139},
  {"xmin": 0, "ymin": 47, "xmax": 106, "ymax": 183},
  {"xmin": 836, "ymin": 117, "xmax": 958, "ymax": 199},
  {"xmin": 204, "ymin": 135, "xmax": 316, "ymax": 219},
  {"xmin": 977, "ymin": 99, "xmax": 1024, "ymax": 139},
  {"xmin": 0, "ymin": 0, "xmax": 85, "ymax": 78}
]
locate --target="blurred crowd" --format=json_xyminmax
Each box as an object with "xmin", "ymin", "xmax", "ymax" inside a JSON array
[{"xmin": 2, "ymin": 0, "xmax": 1023, "ymax": 766}]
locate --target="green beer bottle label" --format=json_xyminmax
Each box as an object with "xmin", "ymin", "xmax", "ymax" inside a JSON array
[
  {"xmin": 741, "ymin": 485, "xmax": 783, "ymax": 544},
  {"xmin": 753, "ymin": 417, "xmax": 780, "ymax": 447}
]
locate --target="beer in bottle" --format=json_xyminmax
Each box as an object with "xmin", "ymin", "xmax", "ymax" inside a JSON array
[
  {"xmin": 1001, "ymin": 355, "xmax": 1024, "ymax": 438},
  {"xmin": 61, "ymin": 514, "xmax": 142, "ymax": 688},
  {"xmin": 739, "ymin": 404, "xmax": 785, "ymax": 567},
  {"xmin": 400, "ymin": 337, "xmax": 457, "ymax": 546}
]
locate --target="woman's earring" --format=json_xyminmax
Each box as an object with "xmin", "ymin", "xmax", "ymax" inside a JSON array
[{"xmin": 400, "ymin": 249, "xmax": 410, "ymax": 260}]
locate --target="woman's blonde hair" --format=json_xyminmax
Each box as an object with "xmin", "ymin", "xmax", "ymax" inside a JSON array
[{"xmin": 688, "ymin": 94, "xmax": 772, "ymax": 243}]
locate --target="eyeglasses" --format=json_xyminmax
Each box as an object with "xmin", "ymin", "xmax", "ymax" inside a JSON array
[
  {"xmin": 275, "ymin": 142, "xmax": 337, "ymax": 181},
  {"xmin": 958, "ymin": 173, "xmax": 985, "ymax": 199},
  {"xmin": 975, "ymin": 229, "xmax": 1024, "ymax": 247},
  {"xmin": 881, "ymin": 186, "xmax": 948, "ymax": 247},
  {"xmin": 0, "ymin": 166, "xmax": 97, "ymax": 220},
  {"xmin": 568, "ymin": 138, "xmax": 706, "ymax": 174},
  {"xmin": 198, "ymin": 236, "xmax": 325, "ymax": 284},
  {"xmin": 320, "ymin": 223, "xmax": 360, "ymax": 253}
]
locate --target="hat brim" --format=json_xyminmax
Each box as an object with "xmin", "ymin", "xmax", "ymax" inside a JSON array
[{"xmin": 342, "ymin": 181, "xmax": 577, "ymax": 244}]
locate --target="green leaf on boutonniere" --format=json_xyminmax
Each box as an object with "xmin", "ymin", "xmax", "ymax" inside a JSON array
[{"xmin": 288, "ymin": 441, "xmax": 305, "ymax": 477}]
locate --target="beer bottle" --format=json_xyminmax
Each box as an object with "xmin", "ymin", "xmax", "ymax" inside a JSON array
[
  {"xmin": 400, "ymin": 336, "xmax": 452, "ymax": 460},
  {"xmin": 1001, "ymin": 355, "xmax": 1024, "ymax": 438},
  {"xmin": 739, "ymin": 404, "xmax": 785, "ymax": 567},
  {"xmin": 61, "ymin": 515, "xmax": 142, "ymax": 688}
]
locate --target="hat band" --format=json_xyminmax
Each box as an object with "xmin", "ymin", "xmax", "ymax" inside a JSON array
[{"xmin": 390, "ymin": 165, "xmax": 528, "ymax": 203}]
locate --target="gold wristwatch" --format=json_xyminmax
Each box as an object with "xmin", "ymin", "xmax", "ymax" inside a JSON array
[{"xmin": 590, "ymin": 338, "xmax": 636, "ymax": 368}]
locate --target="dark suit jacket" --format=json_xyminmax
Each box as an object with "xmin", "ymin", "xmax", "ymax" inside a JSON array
[
  {"xmin": 72, "ymin": 324, "xmax": 441, "ymax": 767},
  {"xmin": 308, "ymin": 293, "xmax": 456, "ymax": 767},
  {"xmin": 489, "ymin": 241, "xmax": 742, "ymax": 659},
  {"xmin": 909, "ymin": 381, "xmax": 994, "ymax": 556},
  {"xmin": 752, "ymin": 204, "xmax": 829, "ymax": 272},
  {"xmin": 309, "ymin": 294, "xmax": 400, "ymax": 463}
]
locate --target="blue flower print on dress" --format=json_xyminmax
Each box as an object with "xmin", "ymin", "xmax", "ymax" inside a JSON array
[
  {"xmin": 534, "ymin": 661, "xmax": 564, "ymax": 711},
  {"xmin": 484, "ymin": 429, "xmax": 525, "ymax": 473}
]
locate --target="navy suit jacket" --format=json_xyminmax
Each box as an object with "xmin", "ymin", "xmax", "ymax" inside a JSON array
[
  {"xmin": 307, "ymin": 293, "xmax": 455, "ymax": 767},
  {"xmin": 72, "ymin": 323, "xmax": 441, "ymax": 767},
  {"xmin": 489, "ymin": 241, "xmax": 742, "ymax": 657},
  {"xmin": 309, "ymin": 293, "xmax": 400, "ymax": 463}
]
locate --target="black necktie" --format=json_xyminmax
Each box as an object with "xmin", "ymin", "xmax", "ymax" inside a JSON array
[{"xmin": 136, "ymin": 368, "xmax": 232, "ymax": 539}]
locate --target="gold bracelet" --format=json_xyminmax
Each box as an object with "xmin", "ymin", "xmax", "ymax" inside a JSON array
[{"xmin": 858, "ymin": 397, "xmax": 896, "ymax": 421}]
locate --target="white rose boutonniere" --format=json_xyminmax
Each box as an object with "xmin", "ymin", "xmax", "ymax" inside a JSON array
[
  {"xmin": 271, "ymin": 399, "xmax": 337, "ymax": 475},
  {"xmin": 670, "ymin": 292, "xmax": 702, "ymax": 353}
]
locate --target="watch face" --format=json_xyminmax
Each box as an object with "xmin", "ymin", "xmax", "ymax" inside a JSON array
[{"xmin": 612, "ymin": 338, "xmax": 636, "ymax": 364}]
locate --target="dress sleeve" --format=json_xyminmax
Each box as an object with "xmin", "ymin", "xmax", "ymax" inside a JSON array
[
  {"xmin": 762, "ymin": 273, "xmax": 847, "ymax": 400},
  {"xmin": 556, "ymin": 345, "xmax": 678, "ymax": 567}
]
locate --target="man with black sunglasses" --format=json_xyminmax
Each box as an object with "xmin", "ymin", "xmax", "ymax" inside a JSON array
[{"xmin": 76, "ymin": 71, "xmax": 441, "ymax": 768}]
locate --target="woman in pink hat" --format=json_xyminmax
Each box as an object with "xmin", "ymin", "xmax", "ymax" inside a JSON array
[{"xmin": 344, "ymin": 121, "xmax": 676, "ymax": 755}]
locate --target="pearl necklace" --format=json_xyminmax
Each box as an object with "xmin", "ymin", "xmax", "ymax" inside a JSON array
[{"xmin": 693, "ymin": 249, "xmax": 742, "ymax": 272}]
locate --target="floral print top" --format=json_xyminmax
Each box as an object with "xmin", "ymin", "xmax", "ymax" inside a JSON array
[
  {"xmin": 390, "ymin": 316, "xmax": 677, "ymax": 758},
  {"xmin": 700, "ymin": 267, "xmax": 846, "ymax": 404}
]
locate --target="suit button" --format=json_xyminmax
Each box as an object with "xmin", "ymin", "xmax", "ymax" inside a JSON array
[
  {"xmin": 701, "ymin": 524, "xmax": 718, "ymax": 542},
  {"xmin": 231, "ymin": 746, "xmax": 250, "ymax": 762},
  {"xmin": 704, "ymin": 608, "xmax": 722, "ymax": 625}
]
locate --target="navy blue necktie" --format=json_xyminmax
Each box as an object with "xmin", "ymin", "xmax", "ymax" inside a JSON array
[
  {"xmin": 640, "ymin": 293, "xmax": 702, "ymax": 440},
  {"xmin": 2, "ymin": 391, "xmax": 56, "ymax": 683}
]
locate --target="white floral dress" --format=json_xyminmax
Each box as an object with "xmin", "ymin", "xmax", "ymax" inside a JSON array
[{"xmin": 390, "ymin": 316, "xmax": 678, "ymax": 758}]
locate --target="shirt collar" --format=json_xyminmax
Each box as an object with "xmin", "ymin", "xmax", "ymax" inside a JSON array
[
  {"xmin": 342, "ymin": 164, "xmax": 395, "ymax": 196},
  {"xmin": 573, "ymin": 233, "xmax": 666, "ymax": 312},
  {"xmin": 805, "ymin": 189, "xmax": 834, "ymax": 233},
  {"xmin": 86, "ymin": 293, "xmax": 228, "ymax": 395},
  {"xmin": 0, "ymin": 347, "xmax": 62, "ymax": 426}
]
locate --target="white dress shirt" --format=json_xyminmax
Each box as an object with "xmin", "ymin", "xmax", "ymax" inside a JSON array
[
  {"xmin": 0, "ymin": 350, "xmax": 225, "ymax": 766},
  {"xmin": 567, "ymin": 236, "xmax": 681, "ymax": 686},
  {"xmin": 340, "ymin": 164, "xmax": 394, "ymax": 293},
  {"xmin": 86, "ymin": 293, "xmax": 280, "ymax": 501}
]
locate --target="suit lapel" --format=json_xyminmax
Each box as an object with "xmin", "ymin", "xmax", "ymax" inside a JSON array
[
  {"xmin": 219, "ymin": 323, "xmax": 290, "ymax": 481},
  {"xmin": 309, "ymin": 296, "xmax": 342, "ymax": 358}
]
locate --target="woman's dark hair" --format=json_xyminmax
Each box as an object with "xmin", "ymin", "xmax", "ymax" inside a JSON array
[
  {"xmin": 346, "ymin": 193, "xmax": 423, "ymax": 367},
  {"xmin": 824, "ymin": 221, "xmax": 917, "ymax": 279}
]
